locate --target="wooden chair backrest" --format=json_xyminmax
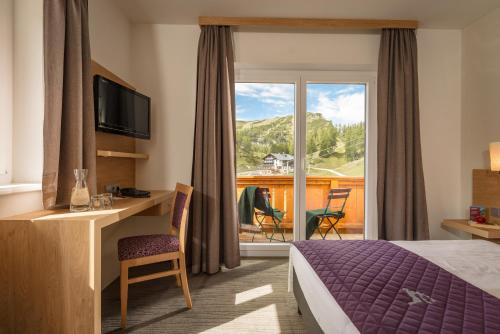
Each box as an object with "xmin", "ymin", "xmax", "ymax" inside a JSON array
[
  {"xmin": 328, "ymin": 188, "xmax": 351, "ymax": 199},
  {"xmin": 168, "ymin": 183, "xmax": 193, "ymax": 253},
  {"xmin": 325, "ymin": 188, "xmax": 351, "ymax": 213}
]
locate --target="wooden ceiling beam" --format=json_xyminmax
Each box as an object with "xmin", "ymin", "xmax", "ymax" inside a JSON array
[{"xmin": 198, "ymin": 16, "xmax": 418, "ymax": 29}]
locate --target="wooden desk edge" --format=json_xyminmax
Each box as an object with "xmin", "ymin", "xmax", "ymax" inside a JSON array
[{"xmin": 0, "ymin": 190, "xmax": 172, "ymax": 224}]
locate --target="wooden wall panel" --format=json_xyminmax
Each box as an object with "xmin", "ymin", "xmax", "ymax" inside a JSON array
[
  {"xmin": 96, "ymin": 157, "xmax": 135, "ymax": 193},
  {"xmin": 92, "ymin": 61, "xmax": 137, "ymax": 192},
  {"xmin": 473, "ymin": 169, "xmax": 500, "ymax": 208},
  {"xmin": 198, "ymin": 16, "xmax": 419, "ymax": 29}
]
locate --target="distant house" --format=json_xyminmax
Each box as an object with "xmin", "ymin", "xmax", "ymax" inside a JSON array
[{"xmin": 263, "ymin": 153, "xmax": 294, "ymax": 172}]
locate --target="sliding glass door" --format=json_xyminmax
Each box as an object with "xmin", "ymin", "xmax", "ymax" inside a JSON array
[
  {"xmin": 236, "ymin": 70, "xmax": 376, "ymax": 254},
  {"xmin": 304, "ymin": 83, "xmax": 366, "ymax": 240},
  {"xmin": 235, "ymin": 81, "xmax": 296, "ymax": 243}
]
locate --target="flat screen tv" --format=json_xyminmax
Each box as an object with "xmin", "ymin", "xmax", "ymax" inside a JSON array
[{"xmin": 93, "ymin": 75, "xmax": 151, "ymax": 139}]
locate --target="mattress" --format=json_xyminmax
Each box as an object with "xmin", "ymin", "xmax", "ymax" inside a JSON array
[{"xmin": 290, "ymin": 240, "xmax": 500, "ymax": 334}]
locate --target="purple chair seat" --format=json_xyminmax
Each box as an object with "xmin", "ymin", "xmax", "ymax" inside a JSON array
[{"xmin": 118, "ymin": 234, "xmax": 179, "ymax": 261}]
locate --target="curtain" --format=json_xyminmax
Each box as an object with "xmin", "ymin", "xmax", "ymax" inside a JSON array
[
  {"xmin": 42, "ymin": 0, "xmax": 96, "ymax": 209},
  {"xmin": 191, "ymin": 26, "xmax": 241, "ymax": 274},
  {"xmin": 377, "ymin": 28, "xmax": 429, "ymax": 241}
]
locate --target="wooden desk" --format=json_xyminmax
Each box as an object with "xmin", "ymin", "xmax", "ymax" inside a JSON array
[
  {"xmin": 441, "ymin": 219, "xmax": 500, "ymax": 243},
  {"xmin": 0, "ymin": 190, "xmax": 172, "ymax": 334}
]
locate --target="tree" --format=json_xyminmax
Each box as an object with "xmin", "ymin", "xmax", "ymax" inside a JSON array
[{"xmin": 342, "ymin": 123, "xmax": 365, "ymax": 161}]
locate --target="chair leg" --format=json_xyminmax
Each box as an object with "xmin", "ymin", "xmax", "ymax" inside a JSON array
[
  {"xmin": 120, "ymin": 262, "xmax": 129, "ymax": 329},
  {"xmin": 332, "ymin": 219, "xmax": 342, "ymax": 240},
  {"xmin": 179, "ymin": 254, "xmax": 192, "ymax": 309},
  {"xmin": 256, "ymin": 215, "xmax": 270, "ymax": 241},
  {"xmin": 317, "ymin": 217, "xmax": 327, "ymax": 240},
  {"xmin": 269, "ymin": 230, "xmax": 275, "ymax": 242},
  {"xmin": 172, "ymin": 259, "xmax": 181, "ymax": 287},
  {"xmin": 273, "ymin": 217, "xmax": 286, "ymax": 242}
]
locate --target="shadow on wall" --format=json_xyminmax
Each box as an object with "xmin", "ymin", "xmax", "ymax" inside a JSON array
[
  {"xmin": 132, "ymin": 25, "xmax": 167, "ymax": 190},
  {"xmin": 132, "ymin": 25, "xmax": 199, "ymax": 191}
]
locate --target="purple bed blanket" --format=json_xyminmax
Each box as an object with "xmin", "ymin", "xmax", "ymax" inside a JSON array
[{"xmin": 293, "ymin": 240, "xmax": 500, "ymax": 334}]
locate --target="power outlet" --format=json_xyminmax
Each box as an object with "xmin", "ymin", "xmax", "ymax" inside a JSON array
[{"xmin": 105, "ymin": 184, "xmax": 120, "ymax": 195}]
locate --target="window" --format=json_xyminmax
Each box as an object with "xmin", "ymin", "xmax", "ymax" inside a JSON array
[
  {"xmin": 0, "ymin": 0, "xmax": 43, "ymax": 189},
  {"xmin": 236, "ymin": 82, "xmax": 296, "ymax": 244},
  {"xmin": 235, "ymin": 70, "xmax": 377, "ymax": 252}
]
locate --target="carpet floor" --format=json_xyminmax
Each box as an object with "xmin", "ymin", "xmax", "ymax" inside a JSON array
[{"xmin": 102, "ymin": 258, "xmax": 306, "ymax": 333}]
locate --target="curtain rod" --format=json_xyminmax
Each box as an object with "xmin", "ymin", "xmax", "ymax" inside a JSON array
[{"xmin": 198, "ymin": 16, "xmax": 419, "ymax": 29}]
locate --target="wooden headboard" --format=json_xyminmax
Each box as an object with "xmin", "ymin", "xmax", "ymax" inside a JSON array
[
  {"xmin": 473, "ymin": 169, "xmax": 500, "ymax": 208},
  {"xmin": 91, "ymin": 60, "xmax": 138, "ymax": 192}
]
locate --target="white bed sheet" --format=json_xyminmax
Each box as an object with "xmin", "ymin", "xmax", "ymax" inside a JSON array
[{"xmin": 290, "ymin": 240, "xmax": 500, "ymax": 334}]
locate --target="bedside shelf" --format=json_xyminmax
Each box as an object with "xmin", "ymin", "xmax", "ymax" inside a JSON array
[
  {"xmin": 441, "ymin": 219, "xmax": 500, "ymax": 240},
  {"xmin": 97, "ymin": 150, "xmax": 149, "ymax": 159}
]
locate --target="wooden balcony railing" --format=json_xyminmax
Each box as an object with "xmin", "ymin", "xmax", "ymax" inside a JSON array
[{"xmin": 237, "ymin": 175, "xmax": 364, "ymax": 233}]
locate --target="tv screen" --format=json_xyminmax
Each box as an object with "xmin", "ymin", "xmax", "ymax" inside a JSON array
[{"xmin": 94, "ymin": 75, "xmax": 151, "ymax": 139}]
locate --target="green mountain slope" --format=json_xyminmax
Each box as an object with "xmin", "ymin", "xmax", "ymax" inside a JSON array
[{"xmin": 236, "ymin": 113, "xmax": 364, "ymax": 176}]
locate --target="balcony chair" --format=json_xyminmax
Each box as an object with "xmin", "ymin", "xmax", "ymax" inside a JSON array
[
  {"xmin": 253, "ymin": 187, "xmax": 287, "ymax": 242},
  {"xmin": 306, "ymin": 188, "xmax": 351, "ymax": 240},
  {"xmin": 117, "ymin": 183, "xmax": 193, "ymax": 329}
]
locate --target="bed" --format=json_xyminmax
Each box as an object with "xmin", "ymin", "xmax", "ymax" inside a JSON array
[{"xmin": 290, "ymin": 240, "xmax": 500, "ymax": 334}]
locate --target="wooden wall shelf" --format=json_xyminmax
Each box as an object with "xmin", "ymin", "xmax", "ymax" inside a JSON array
[
  {"xmin": 441, "ymin": 219, "xmax": 500, "ymax": 241},
  {"xmin": 97, "ymin": 150, "xmax": 149, "ymax": 159}
]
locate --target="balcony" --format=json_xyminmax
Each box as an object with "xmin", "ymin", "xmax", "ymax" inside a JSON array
[{"xmin": 237, "ymin": 175, "xmax": 364, "ymax": 242}]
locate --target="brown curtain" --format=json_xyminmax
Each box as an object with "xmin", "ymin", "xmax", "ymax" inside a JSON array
[
  {"xmin": 377, "ymin": 29, "xmax": 429, "ymax": 240},
  {"xmin": 42, "ymin": 0, "xmax": 96, "ymax": 209},
  {"xmin": 191, "ymin": 26, "xmax": 241, "ymax": 274}
]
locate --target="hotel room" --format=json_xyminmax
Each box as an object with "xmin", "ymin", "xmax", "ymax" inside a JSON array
[{"xmin": 1, "ymin": 0, "xmax": 500, "ymax": 333}]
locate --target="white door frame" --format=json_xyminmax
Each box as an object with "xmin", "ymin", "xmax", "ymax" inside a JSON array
[{"xmin": 236, "ymin": 69, "xmax": 377, "ymax": 257}]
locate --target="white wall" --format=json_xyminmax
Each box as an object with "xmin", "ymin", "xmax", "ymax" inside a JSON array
[
  {"xmin": 0, "ymin": 0, "xmax": 44, "ymax": 219},
  {"xmin": 133, "ymin": 25, "xmax": 199, "ymax": 190},
  {"xmin": 130, "ymin": 25, "xmax": 463, "ymax": 240},
  {"xmin": 0, "ymin": 191, "xmax": 43, "ymax": 218},
  {"xmin": 89, "ymin": 0, "xmax": 133, "ymax": 83},
  {"xmin": 0, "ymin": 0, "xmax": 14, "ymax": 185},
  {"xmin": 234, "ymin": 30, "xmax": 380, "ymax": 67},
  {"xmin": 418, "ymin": 29, "xmax": 463, "ymax": 239},
  {"xmin": 13, "ymin": 0, "xmax": 44, "ymax": 183},
  {"xmin": 462, "ymin": 7, "xmax": 500, "ymax": 211}
]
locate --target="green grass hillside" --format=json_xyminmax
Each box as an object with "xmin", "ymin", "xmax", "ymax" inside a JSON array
[{"xmin": 236, "ymin": 113, "xmax": 365, "ymax": 176}]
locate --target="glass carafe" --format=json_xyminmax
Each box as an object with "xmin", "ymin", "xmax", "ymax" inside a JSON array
[{"xmin": 70, "ymin": 169, "xmax": 90, "ymax": 212}]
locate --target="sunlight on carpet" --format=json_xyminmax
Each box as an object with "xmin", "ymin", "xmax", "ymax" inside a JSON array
[
  {"xmin": 102, "ymin": 258, "xmax": 306, "ymax": 333},
  {"xmin": 235, "ymin": 284, "xmax": 274, "ymax": 305},
  {"xmin": 201, "ymin": 304, "xmax": 281, "ymax": 334}
]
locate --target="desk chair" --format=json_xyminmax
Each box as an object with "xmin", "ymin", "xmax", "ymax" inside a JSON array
[{"xmin": 117, "ymin": 183, "xmax": 193, "ymax": 329}]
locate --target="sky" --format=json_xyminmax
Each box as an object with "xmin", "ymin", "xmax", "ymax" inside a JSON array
[{"xmin": 235, "ymin": 82, "xmax": 365, "ymax": 125}]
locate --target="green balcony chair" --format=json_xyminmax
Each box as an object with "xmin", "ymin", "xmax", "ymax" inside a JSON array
[
  {"xmin": 253, "ymin": 187, "xmax": 286, "ymax": 242},
  {"xmin": 306, "ymin": 188, "xmax": 351, "ymax": 240},
  {"xmin": 238, "ymin": 186, "xmax": 286, "ymax": 242}
]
